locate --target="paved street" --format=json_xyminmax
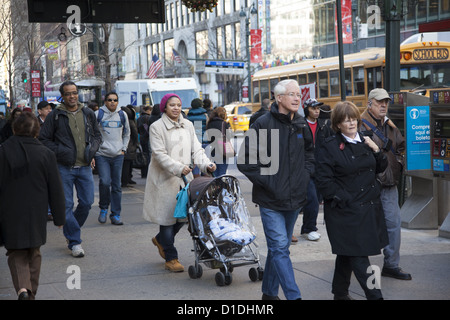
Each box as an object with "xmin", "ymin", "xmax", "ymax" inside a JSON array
[{"xmin": 1, "ymin": 135, "xmax": 450, "ymax": 301}]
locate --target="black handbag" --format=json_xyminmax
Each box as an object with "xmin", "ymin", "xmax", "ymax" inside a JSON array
[{"xmin": 132, "ymin": 145, "xmax": 148, "ymax": 168}]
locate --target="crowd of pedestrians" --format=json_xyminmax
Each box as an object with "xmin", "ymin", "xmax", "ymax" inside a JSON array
[{"xmin": 0, "ymin": 79, "xmax": 411, "ymax": 300}]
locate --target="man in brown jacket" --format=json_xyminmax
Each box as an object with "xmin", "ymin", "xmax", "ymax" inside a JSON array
[{"xmin": 360, "ymin": 88, "xmax": 412, "ymax": 281}]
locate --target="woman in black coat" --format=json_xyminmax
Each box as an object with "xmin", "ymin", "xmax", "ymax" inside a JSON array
[
  {"xmin": 315, "ymin": 101, "xmax": 388, "ymax": 300},
  {"xmin": 0, "ymin": 112, "xmax": 65, "ymax": 300}
]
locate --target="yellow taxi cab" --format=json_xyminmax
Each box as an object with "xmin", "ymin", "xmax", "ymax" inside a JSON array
[{"xmin": 223, "ymin": 102, "xmax": 253, "ymax": 132}]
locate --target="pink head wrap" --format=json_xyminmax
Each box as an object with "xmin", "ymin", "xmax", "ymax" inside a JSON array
[{"xmin": 160, "ymin": 93, "xmax": 181, "ymax": 113}]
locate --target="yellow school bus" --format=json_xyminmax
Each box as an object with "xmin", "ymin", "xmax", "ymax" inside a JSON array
[
  {"xmin": 251, "ymin": 32, "xmax": 450, "ymax": 113},
  {"xmin": 399, "ymin": 31, "xmax": 450, "ymax": 98}
]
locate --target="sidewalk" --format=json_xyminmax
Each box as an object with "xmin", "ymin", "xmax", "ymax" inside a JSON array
[{"xmin": 1, "ymin": 169, "xmax": 449, "ymax": 300}]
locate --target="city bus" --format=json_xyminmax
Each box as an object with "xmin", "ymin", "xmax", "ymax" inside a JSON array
[{"xmin": 251, "ymin": 32, "xmax": 450, "ymax": 113}]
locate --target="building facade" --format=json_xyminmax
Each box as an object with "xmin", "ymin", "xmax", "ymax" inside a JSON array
[{"xmin": 122, "ymin": 0, "xmax": 449, "ymax": 108}]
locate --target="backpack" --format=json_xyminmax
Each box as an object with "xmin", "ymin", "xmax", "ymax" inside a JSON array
[{"xmin": 97, "ymin": 108, "xmax": 126, "ymax": 128}]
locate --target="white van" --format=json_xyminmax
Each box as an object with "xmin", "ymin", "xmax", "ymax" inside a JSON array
[{"xmin": 115, "ymin": 78, "xmax": 199, "ymax": 110}]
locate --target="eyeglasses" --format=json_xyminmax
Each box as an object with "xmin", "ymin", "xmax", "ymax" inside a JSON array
[
  {"xmin": 280, "ymin": 92, "xmax": 302, "ymax": 98},
  {"xmin": 63, "ymin": 91, "xmax": 78, "ymax": 97},
  {"xmin": 107, "ymin": 99, "xmax": 118, "ymax": 102}
]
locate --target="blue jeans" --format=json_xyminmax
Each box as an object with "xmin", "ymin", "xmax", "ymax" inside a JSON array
[
  {"xmin": 156, "ymin": 221, "xmax": 185, "ymax": 262},
  {"xmin": 95, "ymin": 154, "xmax": 124, "ymax": 217},
  {"xmin": 301, "ymin": 179, "xmax": 319, "ymax": 234},
  {"xmin": 58, "ymin": 165, "xmax": 94, "ymax": 249},
  {"xmin": 259, "ymin": 206, "xmax": 302, "ymax": 300},
  {"xmin": 214, "ymin": 162, "xmax": 228, "ymax": 177},
  {"xmin": 380, "ymin": 186, "xmax": 401, "ymax": 269}
]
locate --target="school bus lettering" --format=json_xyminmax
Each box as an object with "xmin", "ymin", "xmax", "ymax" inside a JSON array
[{"xmin": 413, "ymin": 48, "xmax": 449, "ymax": 61}]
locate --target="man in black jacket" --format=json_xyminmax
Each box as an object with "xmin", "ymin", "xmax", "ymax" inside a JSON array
[
  {"xmin": 249, "ymin": 98, "xmax": 270, "ymax": 126},
  {"xmin": 39, "ymin": 81, "xmax": 102, "ymax": 258},
  {"xmin": 238, "ymin": 79, "xmax": 315, "ymax": 300}
]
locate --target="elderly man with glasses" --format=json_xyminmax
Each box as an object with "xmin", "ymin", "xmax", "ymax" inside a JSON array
[
  {"xmin": 39, "ymin": 81, "xmax": 102, "ymax": 258},
  {"xmin": 238, "ymin": 79, "xmax": 315, "ymax": 300}
]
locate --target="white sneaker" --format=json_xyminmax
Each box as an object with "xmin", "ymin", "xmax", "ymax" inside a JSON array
[
  {"xmin": 303, "ymin": 231, "xmax": 321, "ymax": 241},
  {"xmin": 71, "ymin": 244, "xmax": 85, "ymax": 257}
]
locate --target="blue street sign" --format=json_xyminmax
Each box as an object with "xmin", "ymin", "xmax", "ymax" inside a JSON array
[
  {"xmin": 131, "ymin": 91, "xmax": 137, "ymax": 106},
  {"xmin": 204, "ymin": 60, "xmax": 245, "ymax": 68},
  {"xmin": 406, "ymin": 105, "xmax": 430, "ymax": 171}
]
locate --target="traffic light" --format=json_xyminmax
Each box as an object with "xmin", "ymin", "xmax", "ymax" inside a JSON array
[{"xmin": 21, "ymin": 72, "xmax": 27, "ymax": 83}]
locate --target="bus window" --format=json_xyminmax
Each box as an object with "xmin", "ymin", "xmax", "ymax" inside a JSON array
[
  {"xmin": 260, "ymin": 79, "xmax": 270, "ymax": 100},
  {"xmin": 253, "ymin": 80, "xmax": 260, "ymax": 103},
  {"xmin": 329, "ymin": 70, "xmax": 340, "ymax": 97},
  {"xmin": 345, "ymin": 68, "xmax": 352, "ymax": 96},
  {"xmin": 288, "ymin": 75, "xmax": 298, "ymax": 81},
  {"xmin": 400, "ymin": 65, "xmax": 431, "ymax": 89},
  {"xmin": 308, "ymin": 72, "xmax": 317, "ymax": 85},
  {"xmin": 376, "ymin": 67, "xmax": 382, "ymax": 88},
  {"xmin": 280, "ymin": 76, "xmax": 288, "ymax": 82},
  {"xmin": 308, "ymin": 72, "xmax": 317, "ymax": 97},
  {"xmin": 433, "ymin": 64, "xmax": 450, "ymax": 87},
  {"xmin": 367, "ymin": 67, "xmax": 382, "ymax": 91},
  {"xmin": 270, "ymin": 78, "xmax": 278, "ymax": 98},
  {"xmin": 353, "ymin": 66, "xmax": 365, "ymax": 95},
  {"xmin": 318, "ymin": 71, "xmax": 329, "ymax": 98},
  {"xmin": 298, "ymin": 74, "xmax": 307, "ymax": 85}
]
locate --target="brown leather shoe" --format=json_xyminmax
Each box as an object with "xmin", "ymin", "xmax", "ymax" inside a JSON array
[
  {"xmin": 152, "ymin": 237, "xmax": 165, "ymax": 260},
  {"xmin": 165, "ymin": 259, "xmax": 184, "ymax": 272}
]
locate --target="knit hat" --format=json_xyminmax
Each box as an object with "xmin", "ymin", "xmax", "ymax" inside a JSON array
[
  {"xmin": 160, "ymin": 93, "xmax": 181, "ymax": 113},
  {"xmin": 191, "ymin": 98, "xmax": 202, "ymax": 109}
]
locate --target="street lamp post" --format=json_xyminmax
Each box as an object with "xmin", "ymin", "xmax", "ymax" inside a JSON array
[
  {"xmin": 240, "ymin": 3, "xmax": 257, "ymax": 102},
  {"xmin": 113, "ymin": 47, "xmax": 122, "ymax": 80}
]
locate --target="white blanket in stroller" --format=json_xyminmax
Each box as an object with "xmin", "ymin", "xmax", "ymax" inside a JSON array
[{"xmin": 208, "ymin": 218, "xmax": 255, "ymax": 246}]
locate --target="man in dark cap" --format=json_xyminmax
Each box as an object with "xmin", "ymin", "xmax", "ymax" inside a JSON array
[
  {"xmin": 293, "ymin": 98, "xmax": 332, "ymax": 242},
  {"xmin": 37, "ymin": 100, "xmax": 53, "ymax": 126},
  {"xmin": 250, "ymin": 98, "xmax": 270, "ymax": 126},
  {"xmin": 360, "ymin": 88, "xmax": 411, "ymax": 281}
]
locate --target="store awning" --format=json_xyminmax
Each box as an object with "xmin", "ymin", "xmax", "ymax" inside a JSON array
[{"xmin": 75, "ymin": 79, "xmax": 105, "ymax": 87}]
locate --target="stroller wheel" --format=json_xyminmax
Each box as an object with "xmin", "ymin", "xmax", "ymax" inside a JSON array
[
  {"xmin": 215, "ymin": 272, "xmax": 225, "ymax": 286},
  {"xmin": 249, "ymin": 268, "xmax": 258, "ymax": 282},
  {"xmin": 215, "ymin": 271, "xmax": 232, "ymax": 286},
  {"xmin": 225, "ymin": 272, "xmax": 232, "ymax": 285},
  {"xmin": 249, "ymin": 267, "xmax": 264, "ymax": 282},
  {"xmin": 257, "ymin": 267, "xmax": 264, "ymax": 280},
  {"xmin": 188, "ymin": 265, "xmax": 203, "ymax": 279}
]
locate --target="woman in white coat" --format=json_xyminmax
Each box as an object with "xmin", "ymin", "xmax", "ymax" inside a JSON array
[{"xmin": 143, "ymin": 93, "xmax": 216, "ymax": 272}]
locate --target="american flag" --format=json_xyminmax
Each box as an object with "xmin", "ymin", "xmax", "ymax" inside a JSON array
[
  {"xmin": 146, "ymin": 54, "xmax": 162, "ymax": 79},
  {"xmin": 172, "ymin": 49, "xmax": 182, "ymax": 64}
]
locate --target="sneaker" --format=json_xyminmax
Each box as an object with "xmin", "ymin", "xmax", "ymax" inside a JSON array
[
  {"xmin": 302, "ymin": 231, "xmax": 321, "ymax": 241},
  {"xmin": 165, "ymin": 259, "xmax": 184, "ymax": 272},
  {"xmin": 71, "ymin": 245, "xmax": 85, "ymax": 258},
  {"xmin": 98, "ymin": 209, "xmax": 107, "ymax": 224},
  {"xmin": 110, "ymin": 215, "xmax": 123, "ymax": 225}
]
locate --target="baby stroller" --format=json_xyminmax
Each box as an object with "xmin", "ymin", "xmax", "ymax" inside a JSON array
[{"xmin": 185, "ymin": 175, "xmax": 263, "ymax": 286}]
